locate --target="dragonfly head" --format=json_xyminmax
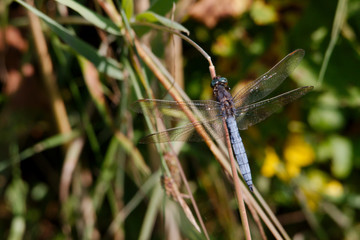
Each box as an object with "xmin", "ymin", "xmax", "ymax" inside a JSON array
[{"xmin": 211, "ymin": 76, "xmax": 228, "ymax": 88}]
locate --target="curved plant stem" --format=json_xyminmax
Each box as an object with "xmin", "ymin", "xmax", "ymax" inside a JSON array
[
  {"xmin": 132, "ymin": 21, "xmax": 216, "ymax": 78},
  {"xmin": 169, "ymin": 144, "xmax": 208, "ymax": 238},
  {"xmin": 254, "ymin": 188, "xmax": 291, "ymax": 240}
]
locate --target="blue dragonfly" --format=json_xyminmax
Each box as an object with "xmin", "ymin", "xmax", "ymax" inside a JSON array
[{"xmin": 134, "ymin": 49, "xmax": 313, "ymax": 191}]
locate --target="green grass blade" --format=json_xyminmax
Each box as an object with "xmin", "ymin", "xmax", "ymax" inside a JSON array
[
  {"xmin": 0, "ymin": 131, "xmax": 80, "ymax": 172},
  {"xmin": 16, "ymin": 0, "xmax": 124, "ymax": 80},
  {"xmin": 55, "ymin": 0, "xmax": 122, "ymax": 36},
  {"xmin": 138, "ymin": 182, "xmax": 163, "ymax": 240},
  {"xmin": 318, "ymin": 0, "xmax": 348, "ymax": 86},
  {"xmin": 135, "ymin": 11, "xmax": 189, "ymax": 35},
  {"xmin": 122, "ymin": 0, "xmax": 133, "ymax": 21}
]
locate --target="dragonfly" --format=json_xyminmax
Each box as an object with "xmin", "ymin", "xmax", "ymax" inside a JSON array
[{"xmin": 133, "ymin": 49, "xmax": 313, "ymax": 192}]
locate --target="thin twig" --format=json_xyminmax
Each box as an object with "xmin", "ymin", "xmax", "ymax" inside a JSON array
[
  {"xmin": 248, "ymin": 192, "xmax": 284, "ymax": 239},
  {"xmin": 132, "ymin": 21, "xmax": 216, "ymax": 77},
  {"xmin": 254, "ymin": 188, "xmax": 290, "ymax": 240},
  {"xmin": 169, "ymin": 144, "xmax": 209, "ymax": 239},
  {"xmin": 247, "ymin": 201, "xmax": 267, "ymax": 240},
  {"xmin": 222, "ymin": 119, "xmax": 251, "ymax": 240},
  {"xmin": 132, "ymin": 22, "xmax": 210, "ymax": 61}
]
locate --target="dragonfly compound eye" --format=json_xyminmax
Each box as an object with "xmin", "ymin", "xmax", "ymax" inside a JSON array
[
  {"xmin": 211, "ymin": 76, "xmax": 228, "ymax": 88},
  {"xmin": 219, "ymin": 77, "xmax": 228, "ymax": 85},
  {"xmin": 210, "ymin": 78, "xmax": 217, "ymax": 88}
]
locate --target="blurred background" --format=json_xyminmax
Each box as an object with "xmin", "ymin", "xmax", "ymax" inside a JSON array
[{"xmin": 1, "ymin": 0, "xmax": 360, "ymax": 239}]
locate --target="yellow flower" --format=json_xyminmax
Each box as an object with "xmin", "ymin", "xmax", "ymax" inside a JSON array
[
  {"xmin": 284, "ymin": 162, "xmax": 301, "ymax": 179},
  {"xmin": 261, "ymin": 147, "xmax": 280, "ymax": 177},
  {"xmin": 323, "ymin": 180, "xmax": 344, "ymax": 199},
  {"xmin": 284, "ymin": 134, "xmax": 315, "ymax": 167}
]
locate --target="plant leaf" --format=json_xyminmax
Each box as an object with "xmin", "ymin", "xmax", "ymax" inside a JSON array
[
  {"xmin": 0, "ymin": 131, "xmax": 80, "ymax": 172},
  {"xmin": 16, "ymin": 0, "xmax": 123, "ymax": 80},
  {"xmin": 122, "ymin": 0, "xmax": 133, "ymax": 20},
  {"xmin": 318, "ymin": 0, "xmax": 347, "ymax": 86},
  {"xmin": 135, "ymin": 11, "xmax": 189, "ymax": 35},
  {"xmin": 148, "ymin": 0, "xmax": 177, "ymax": 16},
  {"xmin": 56, "ymin": 0, "xmax": 121, "ymax": 36}
]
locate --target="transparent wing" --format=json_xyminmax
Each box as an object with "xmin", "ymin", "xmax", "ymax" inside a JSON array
[
  {"xmin": 139, "ymin": 118, "xmax": 226, "ymax": 143},
  {"xmin": 133, "ymin": 99, "xmax": 221, "ymax": 122},
  {"xmin": 232, "ymin": 49, "xmax": 305, "ymax": 107},
  {"xmin": 235, "ymin": 86, "xmax": 313, "ymax": 130}
]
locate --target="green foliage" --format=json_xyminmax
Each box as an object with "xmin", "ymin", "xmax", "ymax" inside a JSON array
[
  {"xmin": 2, "ymin": 0, "xmax": 360, "ymax": 239},
  {"xmin": 122, "ymin": 0, "xmax": 133, "ymax": 20},
  {"xmin": 56, "ymin": 0, "xmax": 122, "ymax": 35},
  {"xmin": 136, "ymin": 11, "xmax": 189, "ymax": 34},
  {"xmin": 16, "ymin": 0, "xmax": 124, "ymax": 80}
]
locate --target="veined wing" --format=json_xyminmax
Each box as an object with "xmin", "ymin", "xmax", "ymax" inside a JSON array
[
  {"xmin": 232, "ymin": 49, "xmax": 305, "ymax": 107},
  {"xmin": 235, "ymin": 86, "xmax": 313, "ymax": 130},
  {"xmin": 133, "ymin": 99, "xmax": 221, "ymax": 122},
  {"xmin": 139, "ymin": 117, "xmax": 225, "ymax": 143}
]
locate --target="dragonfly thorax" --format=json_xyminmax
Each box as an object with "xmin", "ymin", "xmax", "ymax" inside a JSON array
[{"xmin": 212, "ymin": 78, "xmax": 236, "ymax": 118}]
